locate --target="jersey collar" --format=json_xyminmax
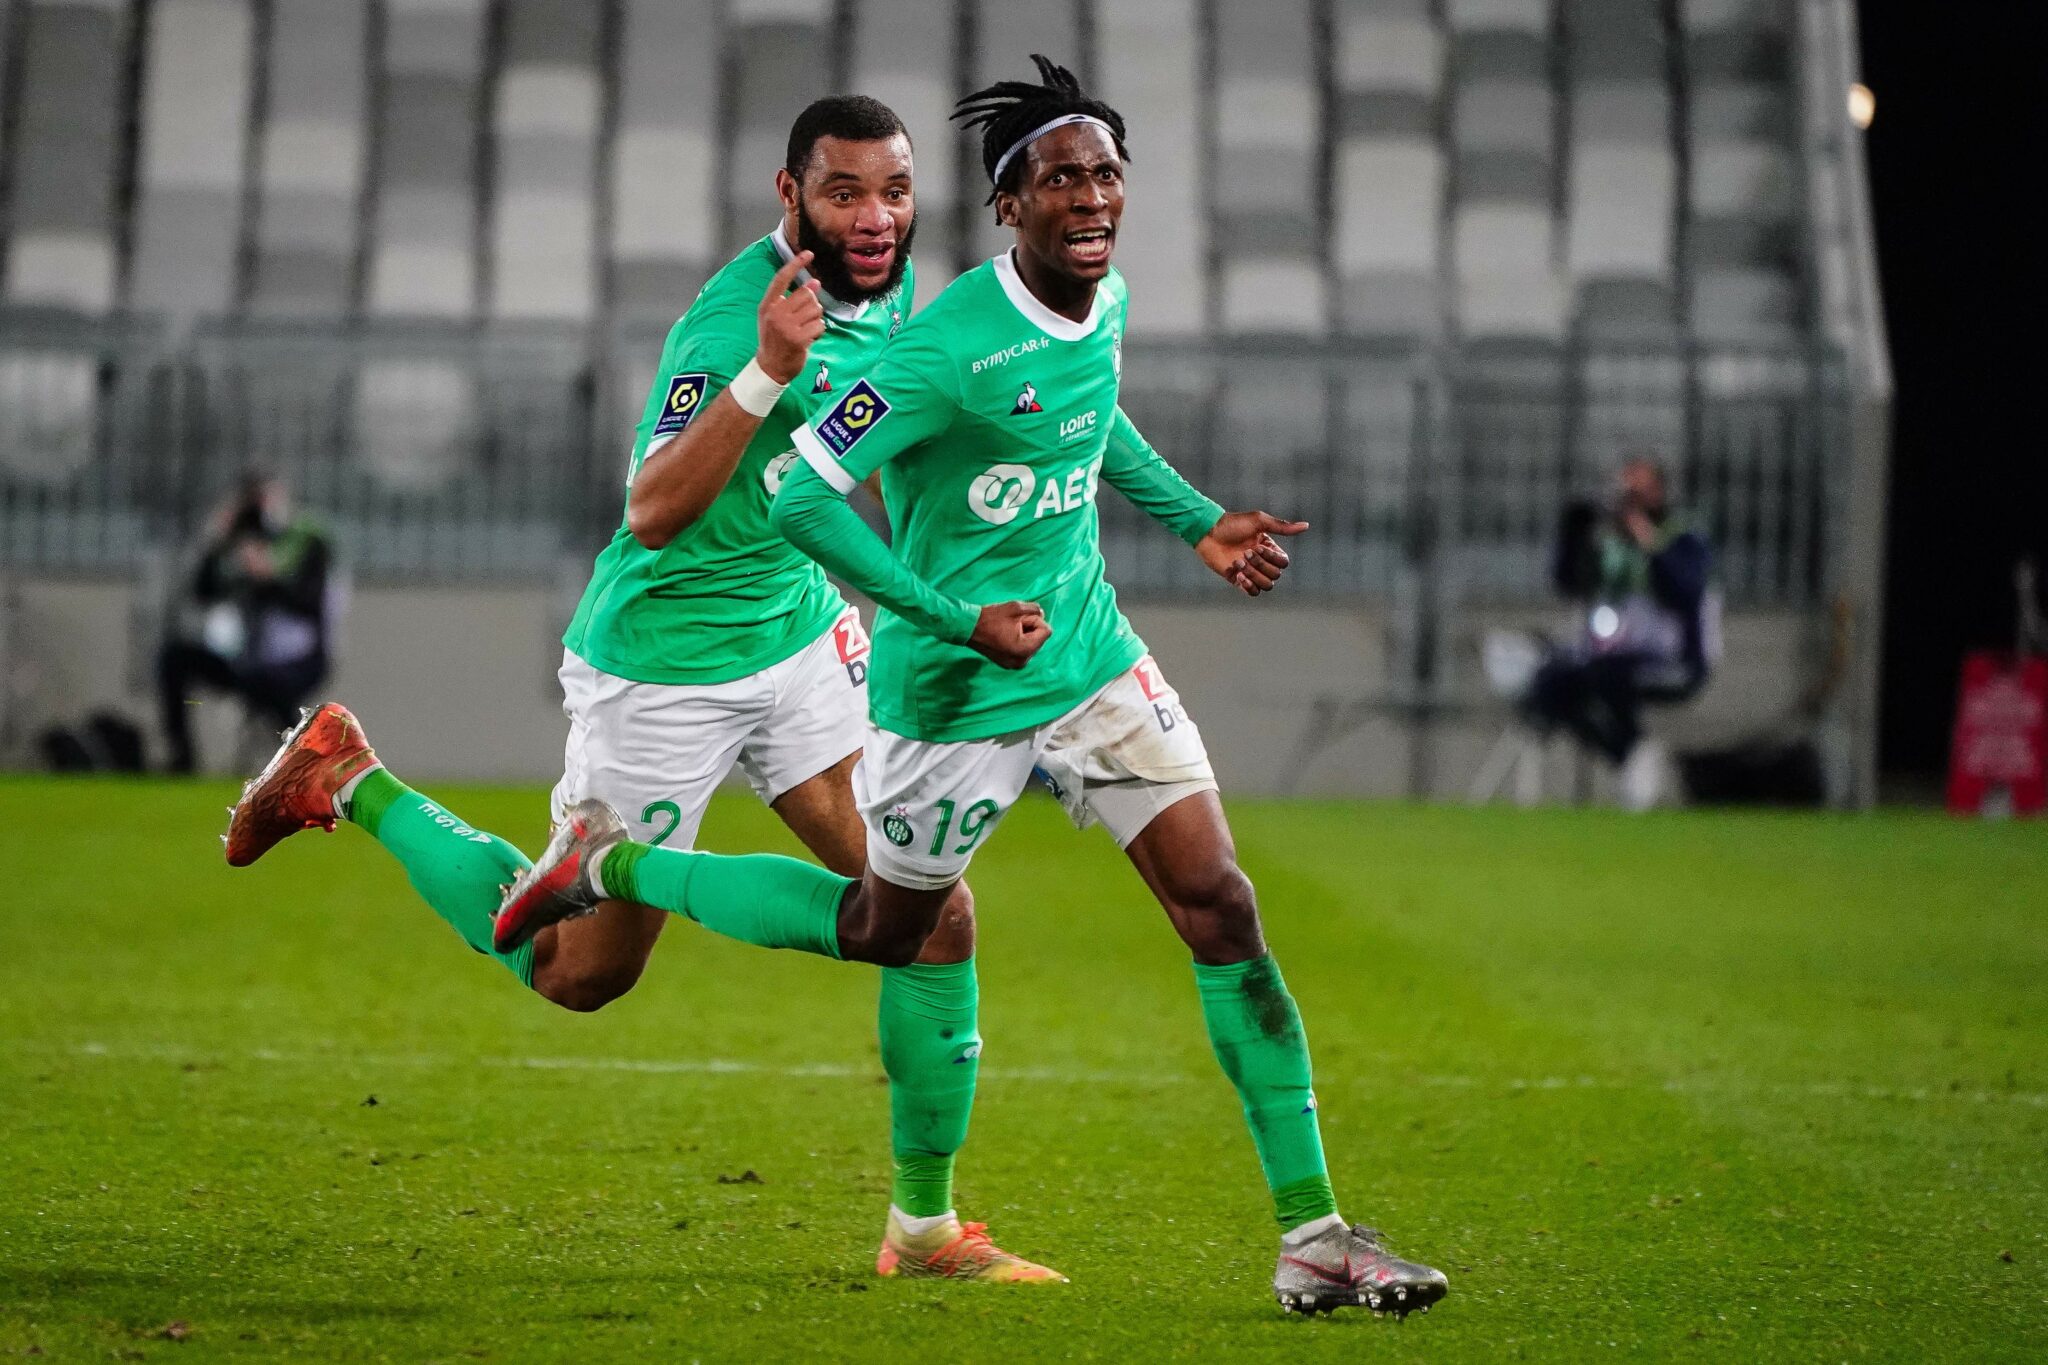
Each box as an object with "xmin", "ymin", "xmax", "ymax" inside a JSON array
[
  {"xmin": 770, "ymin": 222, "xmax": 868, "ymax": 322},
  {"xmin": 993, "ymin": 249, "xmax": 1103, "ymax": 342}
]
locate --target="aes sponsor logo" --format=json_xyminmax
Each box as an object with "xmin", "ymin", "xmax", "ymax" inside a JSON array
[{"xmin": 967, "ymin": 459, "xmax": 1101, "ymax": 527}]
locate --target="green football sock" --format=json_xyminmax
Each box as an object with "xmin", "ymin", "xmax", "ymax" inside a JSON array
[
  {"xmin": 599, "ymin": 841, "xmax": 848, "ymax": 960},
  {"xmin": 1195, "ymin": 954, "xmax": 1340, "ymax": 1229},
  {"xmin": 879, "ymin": 958, "xmax": 979, "ymax": 1217},
  {"xmin": 344, "ymin": 767, "xmax": 535, "ymax": 987}
]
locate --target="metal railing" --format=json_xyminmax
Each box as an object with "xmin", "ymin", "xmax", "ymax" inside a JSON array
[{"xmin": 4, "ymin": 314, "xmax": 1849, "ymax": 610}]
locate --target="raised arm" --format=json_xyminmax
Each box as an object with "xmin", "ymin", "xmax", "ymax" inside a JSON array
[
  {"xmin": 626, "ymin": 251, "xmax": 823, "ymax": 550},
  {"xmin": 1105, "ymin": 407, "xmax": 1310, "ymax": 597}
]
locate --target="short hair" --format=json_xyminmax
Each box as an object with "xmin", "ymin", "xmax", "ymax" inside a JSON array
[
  {"xmin": 952, "ymin": 54, "xmax": 1128, "ymax": 203},
  {"xmin": 784, "ymin": 95, "xmax": 909, "ymax": 182}
]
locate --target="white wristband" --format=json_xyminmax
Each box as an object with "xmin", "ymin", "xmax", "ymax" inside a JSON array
[{"xmin": 728, "ymin": 357, "xmax": 788, "ymax": 418}]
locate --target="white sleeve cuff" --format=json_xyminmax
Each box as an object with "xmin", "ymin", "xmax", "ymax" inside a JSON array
[{"xmin": 791, "ymin": 424, "xmax": 858, "ymax": 495}]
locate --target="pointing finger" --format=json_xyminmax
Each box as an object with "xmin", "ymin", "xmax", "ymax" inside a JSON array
[{"xmin": 765, "ymin": 250, "xmax": 813, "ymax": 298}]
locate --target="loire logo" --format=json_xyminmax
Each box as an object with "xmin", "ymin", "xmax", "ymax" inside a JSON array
[
  {"xmin": 811, "ymin": 362, "xmax": 831, "ymax": 394},
  {"xmin": 651, "ymin": 373, "xmax": 709, "ymax": 438},
  {"xmin": 1058, "ymin": 410, "xmax": 1098, "ymax": 443},
  {"xmin": 968, "ymin": 464, "xmax": 1036, "ymax": 525},
  {"xmin": 761, "ymin": 449, "xmax": 799, "ymax": 495},
  {"xmin": 1010, "ymin": 380, "xmax": 1042, "ymax": 415}
]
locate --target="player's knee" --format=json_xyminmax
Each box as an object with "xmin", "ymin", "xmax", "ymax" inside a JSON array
[
  {"xmin": 915, "ymin": 883, "xmax": 977, "ymax": 964},
  {"xmin": 836, "ymin": 890, "xmax": 938, "ymax": 968},
  {"xmin": 534, "ymin": 959, "xmax": 643, "ymax": 1014},
  {"xmin": 1168, "ymin": 862, "xmax": 1266, "ymax": 962}
]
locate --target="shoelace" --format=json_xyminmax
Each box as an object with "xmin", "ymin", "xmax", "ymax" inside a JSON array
[{"xmin": 926, "ymin": 1221, "xmax": 998, "ymax": 1272}]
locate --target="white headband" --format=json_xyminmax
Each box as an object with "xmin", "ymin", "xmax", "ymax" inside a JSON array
[{"xmin": 990, "ymin": 113, "xmax": 1117, "ymax": 189}]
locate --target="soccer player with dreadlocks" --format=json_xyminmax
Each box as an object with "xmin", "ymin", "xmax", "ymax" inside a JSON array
[{"xmin": 497, "ymin": 56, "xmax": 1450, "ymax": 1313}]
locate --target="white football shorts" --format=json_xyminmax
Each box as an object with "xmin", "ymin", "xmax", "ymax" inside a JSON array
[
  {"xmin": 855, "ymin": 654, "xmax": 1218, "ymax": 890},
  {"xmin": 550, "ymin": 608, "xmax": 870, "ymax": 850}
]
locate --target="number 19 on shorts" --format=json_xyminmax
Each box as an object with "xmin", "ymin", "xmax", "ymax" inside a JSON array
[{"xmin": 929, "ymin": 798, "xmax": 1000, "ymax": 856}]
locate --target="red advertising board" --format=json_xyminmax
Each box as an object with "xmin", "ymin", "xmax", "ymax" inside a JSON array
[{"xmin": 1946, "ymin": 652, "xmax": 2048, "ymax": 816}]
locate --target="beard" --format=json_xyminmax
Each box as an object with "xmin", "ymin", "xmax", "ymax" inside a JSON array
[{"xmin": 794, "ymin": 201, "xmax": 917, "ymax": 306}]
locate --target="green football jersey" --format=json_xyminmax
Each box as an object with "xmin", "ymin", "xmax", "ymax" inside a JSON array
[
  {"xmin": 562, "ymin": 226, "xmax": 910, "ymax": 685},
  {"xmin": 789, "ymin": 252, "xmax": 1151, "ymax": 741}
]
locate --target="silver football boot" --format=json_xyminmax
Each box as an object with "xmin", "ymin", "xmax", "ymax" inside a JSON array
[
  {"xmin": 1274, "ymin": 1222, "xmax": 1449, "ymax": 1318},
  {"xmin": 491, "ymin": 798, "xmax": 628, "ymax": 952}
]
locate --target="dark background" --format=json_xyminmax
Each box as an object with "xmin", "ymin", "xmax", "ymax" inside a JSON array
[{"xmin": 1862, "ymin": 0, "xmax": 2048, "ymax": 780}]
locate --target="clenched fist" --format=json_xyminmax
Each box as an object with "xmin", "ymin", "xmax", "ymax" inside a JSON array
[{"xmin": 968, "ymin": 601, "xmax": 1051, "ymax": 670}]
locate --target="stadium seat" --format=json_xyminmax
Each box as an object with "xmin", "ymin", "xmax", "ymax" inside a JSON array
[
  {"xmin": 847, "ymin": 0, "xmax": 959, "ymax": 310},
  {"xmin": 368, "ymin": 0, "xmax": 487, "ymax": 317},
  {"xmin": 966, "ymin": 0, "xmax": 1081, "ymax": 269},
  {"xmin": 1448, "ymin": 1, "xmax": 1565, "ymax": 341},
  {"xmin": 127, "ymin": 0, "xmax": 252, "ymax": 316},
  {"xmin": 1094, "ymin": 0, "xmax": 1205, "ymax": 335},
  {"xmin": 610, "ymin": 0, "xmax": 720, "ymax": 323},
  {"xmin": 1334, "ymin": 0, "xmax": 1446, "ymax": 340},
  {"xmin": 353, "ymin": 360, "xmax": 476, "ymax": 493},
  {"xmin": 725, "ymin": 4, "xmax": 830, "ymax": 255},
  {"xmin": 4, "ymin": 0, "xmax": 126, "ymax": 312},
  {"xmin": 1682, "ymin": 0, "xmax": 1804, "ymax": 341},
  {"xmin": 490, "ymin": 1, "xmax": 601, "ymax": 321},
  {"xmin": 1564, "ymin": 0, "xmax": 1677, "ymax": 342},
  {"xmin": 1215, "ymin": 0, "xmax": 1324, "ymax": 333}
]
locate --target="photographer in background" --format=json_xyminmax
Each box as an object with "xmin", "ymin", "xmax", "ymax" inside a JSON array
[
  {"xmin": 1525, "ymin": 456, "xmax": 1719, "ymax": 810},
  {"xmin": 156, "ymin": 473, "xmax": 334, "ymax": 774}
]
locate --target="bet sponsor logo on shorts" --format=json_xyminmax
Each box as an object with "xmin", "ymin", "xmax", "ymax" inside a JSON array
[
  {"xmin": 967, "ymin": 458, "xmax": 1101, "ymax": 526},
  {"xmin": 652, "ymin": 373, "xmax": 709, "ymax": 438},
  {"xmin": 814, "ymin": 379, "xmax": 891, "ymax": 457}
]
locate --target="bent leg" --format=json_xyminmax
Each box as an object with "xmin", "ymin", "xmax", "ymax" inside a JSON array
[
  {"xmin": 1126, "ymin": 792, "xmax": 1339, "ymax": 1231},
  {"xmin": 342, "ymin": 766, "xmax": 536, "ymax": 986}
]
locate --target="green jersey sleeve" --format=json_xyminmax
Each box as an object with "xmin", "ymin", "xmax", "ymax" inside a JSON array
[
  {"xmin": 1101, "ymin": 407, "xmax": 1224, "ymax": 547},
  {"xmin": 631, "ymin": 305, "xmax": 754, "ymax": 473},
  {"xmin": 787, "ymin": 324, "xmax": 961, "ymax": 491},
  {"xmin": 771, "ymin": 462, "xmax": 980, "ymax": 644}
]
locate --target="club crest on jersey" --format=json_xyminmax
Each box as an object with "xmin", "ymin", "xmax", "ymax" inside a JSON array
[
  {"xmin": 651, "ymin": 373, "xmax": 709, "ymax": 437},
  {"xmin": 811, "ymin": 363, "xmax": 831, "ymax": 394},
  {"xmin": 814, "ymin": 379, "xmax": 890, "ymax": 457},
  {"xmin": 762, "ymin": 449, "xmax": 799, "ymax": 495},
  {"xmin": 1011, "ymin": 381, "xmax": 1042, "ymax": 415},
  {"xmin": 883, "ymin": 806, "xmax": 915, "ymax": 848}
]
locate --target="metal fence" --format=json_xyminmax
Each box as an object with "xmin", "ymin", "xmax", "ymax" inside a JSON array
[{"xmin": 3, "ymin": 314, "xmax": 1848, "ymax": 611}]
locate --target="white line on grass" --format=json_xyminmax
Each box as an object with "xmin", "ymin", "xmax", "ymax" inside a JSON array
[{"xmin": 34, "ymin": 1041, "xmax": 2048, "ymax": 1108}]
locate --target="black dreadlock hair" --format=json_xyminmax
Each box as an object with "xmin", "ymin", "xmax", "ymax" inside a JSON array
[{"xmin": 951, "ymin": 53, "xmax": 1128, "ymax": 207}]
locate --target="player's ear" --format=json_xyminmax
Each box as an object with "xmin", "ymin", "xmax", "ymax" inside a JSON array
[
  {"xmin": 994, "ymin": 192, "xmax": 1020, "ymax": 228},
  {"xmin": 774, "ymin": 168, "xmax": 801, "ymax": 214}
]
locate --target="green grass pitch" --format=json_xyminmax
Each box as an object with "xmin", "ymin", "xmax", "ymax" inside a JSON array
[{"xmin": 3, "ymin": 776, "xmax": 2044, "ymax": 1361}]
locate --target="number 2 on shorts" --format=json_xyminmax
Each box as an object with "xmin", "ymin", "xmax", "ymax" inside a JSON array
[{"xmin": 929, "ymin": 798, "xmax": 1000, "ymax": 856}]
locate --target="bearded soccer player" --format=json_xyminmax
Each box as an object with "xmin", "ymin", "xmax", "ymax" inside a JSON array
[
  {"xmin": 223, "ymin": 95, "xmax": 1060, "ymax": 1284},
  {"xmin": 497, "ymin": 59, "xmax": 1449, "ymax": 1315}
]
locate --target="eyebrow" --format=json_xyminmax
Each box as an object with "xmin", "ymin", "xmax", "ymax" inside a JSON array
[{"xmin": 818, "ymin": 169, "xmax": 912, "ymax": 185}]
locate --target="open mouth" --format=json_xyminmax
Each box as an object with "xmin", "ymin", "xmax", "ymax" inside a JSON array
[
  {"xmin": 1064, "ymin": 227, "xmax": 1113, "ymax": 264},
  {"xmin": 845, "ymin": 241, "xmax": 896, "ymax": 273}
]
